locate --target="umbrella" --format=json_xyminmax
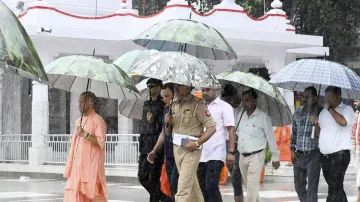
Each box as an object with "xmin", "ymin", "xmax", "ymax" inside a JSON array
[
  {"xmin": 269, "ymin": 59, "xmax": 360, "ymax": 99},
  {"xmin": 0, "ymin": 1, "xmax": 48, "ymax": 83},
  {"xmin": 217, "ymin": 71, "xmax": 292, "ymax": 126},
  {"xmin": 113, "ymin": 49, "xmax": 158, "ymax": 74},
  {"xmin": 118, "ymin": 87, "xmax": 201, "ymax": 120},
  {"xmin": 45, "ymin": 55, "xmax": 140, "ymax": 100},
  {"xmin": 133, "ymin": 19, "xmax": 237, "ymax": 60},
  {"xmin": 129, "ymin": 52, "xmax": 221, "ymax": 89}
]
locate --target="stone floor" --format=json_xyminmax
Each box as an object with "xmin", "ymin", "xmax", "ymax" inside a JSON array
[{"xmin": 0, "ymin": 176, "xmax": 357, "ymax": 202}]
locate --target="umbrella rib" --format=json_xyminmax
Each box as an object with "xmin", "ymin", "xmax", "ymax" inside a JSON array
[
  {"xmin": 120, "ymin": 86, "xmax": 127, "ymax": 100},
  {"xmin": 68, "ymin": 76, "xmax": 77, "ymax": 92},
  {"xmin": 51, "ymin": 75, "xmax": 62, "ymax": 88},
  {"xmin": 106, "ymin": 82, "xmax": 110, "ymax": 99}
]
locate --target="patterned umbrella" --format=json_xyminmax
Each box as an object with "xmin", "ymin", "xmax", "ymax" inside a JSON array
[
  {"xmin": 129, "ymin": 52, "xmax": 221, "ymax": 89},
  {"xmin": 113, "ymin": 49, "xmax": 158, "ymax": 74},
  {"xmin": 269, "ymin": 59, "xmax": 360, "ymax": 99},
  {"xmin": 45, "ymin": 55, "xmax": 139, "ymax": 100},
  {"xmin": 217, "ymin": 71, "xmax": 292, "ymax": 126},
  {"xmin": 133, "ymin": 19, "xmax": 237, "ymax": 60},
  {"xmin": 0, "ymin": 1, "xmax": 48, "ymax": 84}
]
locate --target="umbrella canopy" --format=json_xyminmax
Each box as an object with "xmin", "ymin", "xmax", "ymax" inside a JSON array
[
  {"xmin": 133, "ymin": 19, "xmax": 237, "ymax": 60},
  {"xmin": 118, "ymin": 88, "xmax": 201, "ymax": 120},
  {"xmin": 269, "ymin": 59, "xmax": 360, "ymax": 99},
  {"xmin": 45, "ymin": 55, "xmax": 139, "ymax": 99},
  {"xmin": 217, "ymin": 71, "xmax": 292, "ymax": 126},
  {"xmin": 129, "ymin": 52, "xmax": 220, "ymax": 89},
  {"xmin": 0, "ymin": 1, "xmax": 48, "ymax": 84},
  {"xmin": 113, "ymin": 49, "xmax": 158, "ymax": 73}
]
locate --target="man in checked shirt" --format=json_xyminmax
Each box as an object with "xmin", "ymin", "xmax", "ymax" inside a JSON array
[{"xmin": 290, "ymin": 86, "xmax": 323, "ymax": 202}]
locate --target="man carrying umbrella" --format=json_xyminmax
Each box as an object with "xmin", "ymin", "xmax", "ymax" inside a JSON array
[
  {"xmin": 138, "ymin": 78, "xmax": 171, "ymax": 202},
  {"xmin": 291, "ymin": 86, "xmax": 322, "ymax": 202},
  {"xmin": 165, "ymin": 84, "xmax": 216, "ymax": 202},
  {"xmin": 63, "ymin": 92, "xmax": 108, "ymax": 202},
  {"xmin": 236, "ymin": 89, "xmax": 280, "ymax": 202},
  {"xmin": 313, "ymin": 86, "xmax": 354, "ymax": 202}
]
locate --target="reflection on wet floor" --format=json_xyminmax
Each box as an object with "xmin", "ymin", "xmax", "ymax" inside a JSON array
[{"xmin": 0, "ymin": 177, "xmax": 357, "ymax": 202}]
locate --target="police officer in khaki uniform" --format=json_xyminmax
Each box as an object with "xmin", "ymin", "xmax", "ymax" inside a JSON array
[{"xmin": 165, "ymin": 84, "xmax": 216, "ymax": 202}]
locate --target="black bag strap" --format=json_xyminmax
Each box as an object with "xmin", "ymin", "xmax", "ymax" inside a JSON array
[{"xmin": 235, "ymin": 109, "xmax": 245, "ymax": 131}]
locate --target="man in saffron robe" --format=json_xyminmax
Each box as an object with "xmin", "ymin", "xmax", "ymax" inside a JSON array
[{"xmin": 63, "ymin": 91, "xmax": 108, "ymax": 202}]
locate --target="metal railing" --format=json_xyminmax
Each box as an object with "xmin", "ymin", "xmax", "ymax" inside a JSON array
[
  {"xmin": 0, "ymin": 134, "xmax": 140, "ymax": 167},
  {"xmin": 0, "ymin": 135, "xmax": 32, "ymax": 163}
]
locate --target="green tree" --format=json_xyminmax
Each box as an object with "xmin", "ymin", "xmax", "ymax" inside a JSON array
[
  {"xmin": 293, "ymin": 0, "xmax": 360, "ymax": 64},
  {"xmin": 133, "ymin": 0, "xmax": 168, "ymax": 15}
]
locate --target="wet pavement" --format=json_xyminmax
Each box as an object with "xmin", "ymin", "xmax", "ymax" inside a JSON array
[{"xmin": 0, "ymin": 177, "xmax": 357, "ymax": 202}]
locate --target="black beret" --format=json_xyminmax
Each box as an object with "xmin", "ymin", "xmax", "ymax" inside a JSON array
[{"xmin": 146, "ymin": 78, "xmax": 163, "ymax": 86}]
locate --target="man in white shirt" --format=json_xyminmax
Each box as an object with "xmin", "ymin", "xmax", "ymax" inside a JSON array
[
  {"xmin": 313, "ymin": 86, "xmax": 354, "ymax": 202},
  {"xmin": 197, "ymin": 87, "xmax": 237, "ymax": 202},
  {"xmin": 236, "ymin": 89, "xmax": 280, "ymax": 202}
]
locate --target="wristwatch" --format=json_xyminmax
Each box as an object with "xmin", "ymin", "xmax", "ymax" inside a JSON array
[
  {"xmin": 195, "ymin": 141, "xmax": 200, "ymax": 147},
  {"xmin": 228, "ymin": 151, "xmax": 236, "ymax": 155}
]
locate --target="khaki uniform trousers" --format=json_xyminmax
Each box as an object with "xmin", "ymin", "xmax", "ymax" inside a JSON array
[
  {"xmin": 173, "ymin": 145, "xmax": 204, "ymax": 202},
  {"xmin": 239, "ymin": 150, "xmax": 265, "ymax": 202}
]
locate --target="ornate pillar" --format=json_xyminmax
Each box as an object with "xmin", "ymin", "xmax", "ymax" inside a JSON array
[
  {"xmin": 29, "ymin": 52, "xmax": 51, "ymax": 165},
  {"xmin": 115, "ymin": 0, "xmax": 139, "ymax": 15}
]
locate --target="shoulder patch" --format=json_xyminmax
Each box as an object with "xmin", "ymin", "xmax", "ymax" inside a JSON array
[{"xmin": 205, "ymin": 110, "xmax": 211, "ymax": 117}]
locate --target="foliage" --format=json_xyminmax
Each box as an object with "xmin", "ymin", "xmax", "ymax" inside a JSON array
[
  {"xmin": 293, "ymin": 0, "xmax": 360, "ymax": 64},
  {"xmin": 264, "ymin": 144, "xmax": 272, "ymax": 165},
  {"xmin": 133, "ymin": 0, "xmax": 169, "ymax": 16}
]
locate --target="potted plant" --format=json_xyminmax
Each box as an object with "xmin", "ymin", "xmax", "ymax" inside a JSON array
[{"xmin": 261, "ymin": 144, "xmax": 272, "ymax": 183}]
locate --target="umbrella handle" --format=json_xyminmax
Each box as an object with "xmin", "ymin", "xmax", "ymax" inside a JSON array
[
  {"xmin": 312, "ymin": 84, "xmax": 321, "ymax": 139},
  {"xmin": 311, "ymin": 126, "xmax": 315, "ymax": 139},
  {"xmin": 165, "ymin": 85, "xmax": 176, "ymax": 128},
  {"xmin": 80, "ymin": 78, "xmax": 91, "ymax": 127}
]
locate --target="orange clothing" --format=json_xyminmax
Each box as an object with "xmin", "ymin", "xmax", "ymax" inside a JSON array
[
  {"xmin": 274, "ymin": 126, "xmax": 291, "ymax": 162},
  {"xmin": 63, "ymin": 111, "xmax": 108, "ymax": 202}
]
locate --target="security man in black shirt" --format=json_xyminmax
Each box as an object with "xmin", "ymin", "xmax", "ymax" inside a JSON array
[{"xmin": 138, "ymin": 78, "xmax": 171, "ymax": 202}]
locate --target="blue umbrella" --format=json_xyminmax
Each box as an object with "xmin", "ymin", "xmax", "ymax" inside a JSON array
[{"xmin": 269, "ymin": 59, "xmax": 360, "ymax": 99}]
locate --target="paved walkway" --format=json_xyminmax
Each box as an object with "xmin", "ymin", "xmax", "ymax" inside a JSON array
[{"xmin": 0, "ymin": 177, "xmax": 357, "ymax": 202}]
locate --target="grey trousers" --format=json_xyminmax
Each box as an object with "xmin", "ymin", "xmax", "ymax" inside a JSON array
[{"xmin": 293, "ymin": 149, "xmax": 321, "ymax": 202}]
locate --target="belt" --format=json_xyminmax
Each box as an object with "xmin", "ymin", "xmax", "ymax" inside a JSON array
[
  {"xmin": 241, "ymin": 149, "xmax": 263, "ymax": 157},
  {"xmin": 322, "ymin": 150, "xmax": 350, "ymax": 158},
  {"xmin": 296, "ymin": 148, "xmax": 319, "ymax": 155}
]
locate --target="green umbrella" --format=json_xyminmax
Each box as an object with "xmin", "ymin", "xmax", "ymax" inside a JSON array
[
  {"xmin": 45, "ymin": 55, "xmax": 140, "ymax": 100},
  {"xmin": 0, "ymin": 1, "xmax": 48, "ymax": 84},
  {"xmin": 133, "ymin": 19, "xmax": 237, "ymax": 60},
  {"xmin": 217, "ymin": 71, "xmax": 292, "ymax": 126},
  {"xmin": 113, "ymin": 49, "xmax": 158, "ymax": 74}
]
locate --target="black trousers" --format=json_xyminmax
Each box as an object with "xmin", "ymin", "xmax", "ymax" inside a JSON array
[
  {"xmin": 321, "ymin": 150, "xmax": 350, "ymax": 202},
  {"xmin": 138, "ymin": 134, "xmax": 172, "ymax": 202},
  {"xmin": 226, "ymin": 141, "xmax": 243, "ymax": 197},
  {"xmin": 293, "ymin": 149, "xmax": 321, "ymax": 202},
  {"xmin": 197, "ymin": 160, "xmax": 224, "ymax": 202},
  {"xmin": 230, "ymin": 151, "xmax": 243, "ymax": 197}
]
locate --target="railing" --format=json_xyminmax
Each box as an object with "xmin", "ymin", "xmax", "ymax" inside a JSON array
[
  {"xmin": 0, "ymin": 134, "xmax": 140, "ymax": 167},
  {"xmin": 0, "ymin": 135, "xmax": 32, "ymax": 163}
]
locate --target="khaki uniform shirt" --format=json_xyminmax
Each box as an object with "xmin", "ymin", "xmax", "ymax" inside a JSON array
[{"xmin": 171, "ymin": 93, "xmax": 216, "ymax": 137}]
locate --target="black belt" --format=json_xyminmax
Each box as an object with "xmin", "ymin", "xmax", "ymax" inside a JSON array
[
  {"xmin": 296, "ymin": 148, "xmax": 319, "ymax": 155},
  {"xmin": 241, "ymin": 149, "xmax": 263, "ymax": 157},
  {"xmin": 322, "ymin": 150, "xmax": 350, "ymax": 158}
]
